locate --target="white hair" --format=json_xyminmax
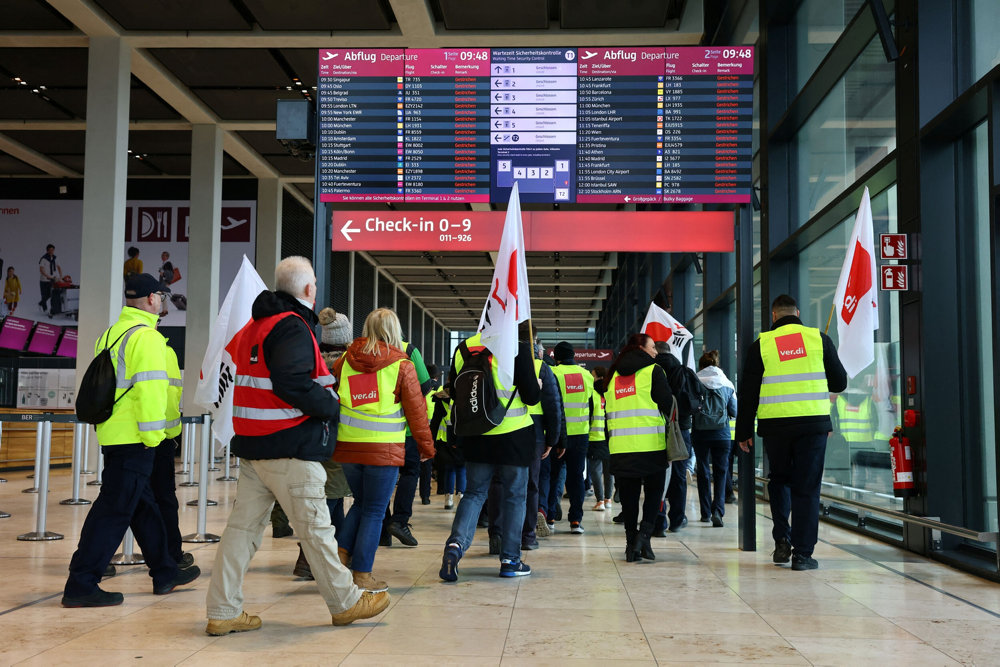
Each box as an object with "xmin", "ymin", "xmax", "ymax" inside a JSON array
[{"xmin": 275, "ymin": 256, "xmax": 314, "ymax": 297}]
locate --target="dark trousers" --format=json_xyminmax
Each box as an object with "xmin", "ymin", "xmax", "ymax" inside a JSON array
[
  {"xmin": 418, "ymin": 459, "xmax": 433, "ymax": 502},
  {"xmin": 538, "ymin": 450, "xmax": 565, "ymax": 518},
  {"xmin": 617, "ymin": 470, "xmax": 667, "ymax": 531},
  {"xmin": 764, "ymin": 432, "xmax": 828, "ymax": 558},
  {"xmin": 384, "ymin": 435, "xmax": 419, "ymax": 527},
  {"xmin": 65, "ymin": 444, "xmax": 177, "ymax": 597},
  {"xmin": 692, "ymin": 436, "xmax": 731, "ymax": 519},
  {"xmin": 657, "ymin": 428, "xmax": 692, "ymax": 530},
  {"xmin": 39, "ymin": 280, "xmax": 52, "ymax": 311},
  {"xmin": 150, "ymin": 437, "xmax": 183, "ymax": 563},
  {"xmin": 563, "ymin": 434, "xmax": 589, "ymax": 524}
]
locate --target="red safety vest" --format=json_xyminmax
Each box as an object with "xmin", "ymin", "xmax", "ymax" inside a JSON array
[{"xmin": 232, "ymin": 312, "xmax": 336, "ymax": 436}]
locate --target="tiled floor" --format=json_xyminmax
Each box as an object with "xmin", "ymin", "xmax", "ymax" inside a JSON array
[{"xmin": 1, "ymin": 463, "xmax": 999, "ymax": 666}]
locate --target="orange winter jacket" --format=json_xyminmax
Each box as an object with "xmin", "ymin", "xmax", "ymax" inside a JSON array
[{"xmin": 331, "ymin": 338, "xmax": 434, "ymax": 466}]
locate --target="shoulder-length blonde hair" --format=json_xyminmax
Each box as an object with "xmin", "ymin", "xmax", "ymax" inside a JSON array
[{"xmin": 361, "ymin": 308, "xmax": 403, "ymax": 356}]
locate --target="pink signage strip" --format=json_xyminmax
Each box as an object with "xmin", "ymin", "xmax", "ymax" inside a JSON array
[
  {"xmin": 577, "ymin": 47, "xmax": 668, "ymax": 76},
  {"xmin": 663, "ymin": 47, "xmax": 755, "ymax": 76},
  {"xmin": 0, "ymin": 316, "xmax": 33, "ymax": 351},
  {"xmin": 318, "ymin": 49, "xmax": 406, "ymax": 77},
  {"xmin": 404, "ymin": 48, "xmax": 491, "ymax": 77}
]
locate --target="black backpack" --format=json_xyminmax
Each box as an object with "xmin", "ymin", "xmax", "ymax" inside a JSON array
[
  {"xmin": 451, "ymin": 344, "xmax": 516, "ymax": 436},
  {"xmin": 667, "ymin": 364, "xmax": 704, "ymax": 421},
  {"xmin": 694, "ymin": 385, "xmax": 729, "ymax": 430},
  {"xmin": 75, "ymin": 325, "xmax": 144, "ymax": 425}
]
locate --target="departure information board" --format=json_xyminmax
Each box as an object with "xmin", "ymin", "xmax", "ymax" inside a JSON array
[{"xmin": 317, "ymin": 47, "xmax": 753, "ymax": 204}]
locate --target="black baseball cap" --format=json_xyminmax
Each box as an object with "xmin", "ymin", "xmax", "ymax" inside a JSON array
[{"xmin": 125, "ymin": 273, "xmax": 170, "ymax": 299}]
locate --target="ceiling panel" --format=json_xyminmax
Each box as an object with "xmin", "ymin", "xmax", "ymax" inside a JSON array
[
  {"xmin": 151, "ymin": 49, "xmax": 291, "ymax": 88},
  {"xmin": 92, "ymin": 0, "xmax": 252, "ymax": 31},
  {"xmin": 47, "ymin": 155, "xmax": 85, "ymax": 173},
  {"xmin": 0, "ymin": 90, "xmax": 74, "ymax": 119},
  {"xmin": 194, "ymin": 89, "xmax": 307, "ymax": 121},
  {"xmin": 435, "ymin": 0, "xmax": 550, "ymax": 30},
  {"xmin": 0, "ymin": 152, "xmax": 44, "ymax": 175},
  {"xmin": 128, "ymin": 130, "xmax": 192, "ymax": 154},
  {"xmin": 0, "ymin": 48, "xmax": 89, "ymax": 87},
  {"xmin": 4, "ymin": 130, "xmax": 86, "ymax": 154},
  {"xmin": 3, "ymin": 0, "xmax": 76, "ymax": 29},
  {"xmin": 263, "ymin": 154, "xmax": 315, "ymax": 176},
  {"xmin": 131, "ymin": 86, "xmax": 184, "ymax": 120},
  {"xmin": 243, "ymin": 0, "xmax": 395, "ymax": 31},
  {"xmin": 559, "ymin": 0, "xmax": 680, "ymax": 29}
]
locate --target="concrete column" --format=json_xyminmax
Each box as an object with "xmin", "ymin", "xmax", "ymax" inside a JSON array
[
  {"xmin": 182, "ymin": 124, "xmax": 223, "ymax": 416},
  {"xmin": 77, "ymin": 37, "xmax": 131, "ymax": 470},
  {"xmin": 256, "ymin": 178, "xmax": 282, "ymax": 289}
]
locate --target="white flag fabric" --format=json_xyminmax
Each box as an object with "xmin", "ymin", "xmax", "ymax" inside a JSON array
[
  {"xmin": 193, "ymin": 254, "xmax": 267, "ymax": 446},
  {"xmin": 478, "ymin": 182, "xmax": 531, "ymax": 386},
  {"xmin": 833, "ymin": 186, "xmax": 879, "ymax": 378},
  {"xmin": 641, "ymin": 302, "xmax": 696, "ymax": 371}
]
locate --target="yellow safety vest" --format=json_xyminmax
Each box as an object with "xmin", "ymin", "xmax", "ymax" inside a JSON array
[
  {"xmin": 95, "ymin": 307, "xmax": 170, "ymax": 448},
  {"xmin": 337, "ymin": 358, "xmax": 406, "ymax": 444},
  {"xmin": 589, "ymin": 392, "xmax": 606, "ymax": 442},
  {"xmin": 759, "ymin": 324, "xmax": 830, "ymax": 419},
  {"xmin": 605, "ymin": 365, "xmax": 666, "ymax": 454},
  {"xmin": 551, "ymin": 363, "xmax": 594, "ymax": 436},
  {"xmin": 836, "ymin": 395, "xmax": 873, "ymax": 442},
  {"xmin": 165, "ymin": 344, "xmax": 182, "ymax": 438},
  {"xmin": 728, "ymin": 418, "xmax": 736, "ymax": 441},
  {"xmin": 456, "ymin": 333, "xmax": 533, "ymax": 435},
  {"xmin": 528, "ymin": 359, "xmax": 545, "ymax": 416},
  {"xmin": 437, "ymin": 400, "xmax": 451, "ymax": 442}
]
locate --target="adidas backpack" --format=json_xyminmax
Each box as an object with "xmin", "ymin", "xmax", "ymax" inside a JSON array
[
  {"xmin": 75, "ymin": 325, "xmax": 144, "ymax": 425},
  {"xmin": 451, "ymin": 345, "xmax": 516, "ymax": 436}
]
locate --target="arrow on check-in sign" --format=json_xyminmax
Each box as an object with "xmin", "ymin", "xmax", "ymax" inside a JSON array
[{"xmin": 340, "ymin": 219, "xmax": 360, "ymax": 241}]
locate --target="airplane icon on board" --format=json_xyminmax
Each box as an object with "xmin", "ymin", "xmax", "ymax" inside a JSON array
[{"xmin": 581, "ymin": 50, "xmax": 599, "ymax": 60}]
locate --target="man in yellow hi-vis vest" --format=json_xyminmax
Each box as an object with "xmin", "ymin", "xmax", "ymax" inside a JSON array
[{"xmin": 736, "ymin": 295, "xmax": 847, "ymax": 571}]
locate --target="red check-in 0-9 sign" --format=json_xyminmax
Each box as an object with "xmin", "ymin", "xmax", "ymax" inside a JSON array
[{"xmin": 331, "ymin": 210, "xmax": 734, "ymax": 252}]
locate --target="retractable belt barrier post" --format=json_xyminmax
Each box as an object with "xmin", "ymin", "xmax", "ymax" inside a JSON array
[
  {"xmin": 87, "ymin": 444, "xmax": 103, "ymax": 486},
  {"xmin": 179, "ymin": 423, "xmax": 197, "ymax": 487},
  {"xmin": 15, "ymin": 415, "xmax": 66, "ymax": 541},
  {"xmin": 60, "ymin": 422, "xmax": 91, "ymax": 506},
  {"xmin": 217, "ymin": 438, "xmax": 237, "ymax": 482},
  {"xmin": 182, "ymin": 415, "xmax": 220, "ymax": 543},
  {"xmin": 22, "ymin": 422, "xmax": 44, "ymax": 494},
  {"xmin": 111, "ymin": 527, "xmax": 145, "ymax": 565},
  {"xmin": 80, "ymin": 425, "xmax": 94, "ymax": 475},
  {"xmin": 0, "ymin": 421, "xmax": 7, "ymax": 519}
]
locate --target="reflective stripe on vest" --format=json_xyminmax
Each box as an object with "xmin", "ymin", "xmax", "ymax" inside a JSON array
[
  {"xmin": 232, "ymin": 312, "xmax": 335, "ymax": 437},
  {"xmin": 457, "ymin": 333, "xmax": 533, "ymax": 435},
  {"xmin": 605, "ymin": 365, "xmax": 666, "ymax": 454},
  {"xmin": 113, "ymin": 327, "xmax": 168, "ymax": 389},
  {"xmin": 337, "ymin": 358, "xmax": 406, "ymax": 444},
  {"xmin": 836, "ymin": 395, "xmax": 873, "ymax": 442},
  {"xmin": 758, "ymin": 324, "xmax": 830, "ymax": 419},
  {"xmin": 589, "ymin": 392, "xmax": 606, "ymax": 442},
  {"xmin": 550, "ymin": 363, "xmax": 594, "ymax": 436}
]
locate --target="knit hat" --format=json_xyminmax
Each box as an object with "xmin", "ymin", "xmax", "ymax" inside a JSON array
[
  {"xmin": 554, "ymin": 341, "xmax": 575, "ymax": 362},
  {"xmin": 318, "ymin": 307, "xmax": 352, "ymax": 346}
]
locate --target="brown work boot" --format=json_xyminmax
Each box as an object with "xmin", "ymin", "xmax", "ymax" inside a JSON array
[
  {"xmin": 338, "ymin": 547, "xmax": 351, "ymax": 568},
  {"xmin": 205, "ymin": 611, "xmax": 262, "ymax": 636},
  {"xmin": 331, "ymin": 590, "xmax": 390, "ymax": 626},
  {"xmin": 293, "ymin": 543, "xmax": 313, "ymax": 580},
  {"xmin": 352, "ymin": 570, "xmax": 389, "ymax": 593}
]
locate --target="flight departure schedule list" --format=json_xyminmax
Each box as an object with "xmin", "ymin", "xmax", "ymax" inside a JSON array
[{"xmin": 317, "ymin": 47, "xmax": 753, "ymax": 204}]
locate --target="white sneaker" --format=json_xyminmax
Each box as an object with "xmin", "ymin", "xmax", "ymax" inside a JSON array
[
  {"xmin": 592, "ymin": 501, "xmax": 605, "ymax": 511},
  {"xmin": 570, "ymin": 522, "xmax": 585, "ymax": 534},
  {"xmin": 444, "ymin": 493, "xmax": 454, "ymax": 509}
]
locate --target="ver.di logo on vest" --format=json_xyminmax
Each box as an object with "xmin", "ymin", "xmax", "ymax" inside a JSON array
[
  {"xmin": 565, "ymin": 372, "xmax": 584, "ymax": 393},
  {"xmin": 774, "ymin": 332, "xmax": 807, "ymax": 361},
  {"xmin": 350, "ymin": 372, "xmax": 380, "ymax": 406},
  {"xmin": 614, "ymin": 375, "xmax": 637, "ymax": 399}
]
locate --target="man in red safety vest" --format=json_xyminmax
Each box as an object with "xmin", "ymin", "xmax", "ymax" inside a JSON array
[{"xmin": 205, "ymin": 256, "xmax": 389, "ymax": 635}]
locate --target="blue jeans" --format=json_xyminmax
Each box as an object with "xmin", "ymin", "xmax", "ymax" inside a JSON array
[
  {"xmin": 340, "ymin": 464, "xmax": 398, "ymax": 572},
  {"xmin": 444, "ymin": 465, "xmax": 467, "ymax": 494},
  {"xmin": 764, "ymin": 432, "xmax": 828, "ymax": 558},
  {"xmin": 446, "ymin": 461, "xmax": 528, "ymax": 562},
  {"xmin": 692, "ymin": 435, "xmax": 731, "ymax": 518}
]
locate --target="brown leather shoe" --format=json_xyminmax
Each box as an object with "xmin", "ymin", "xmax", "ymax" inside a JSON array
[
  {"xmin": 331, "ymin": 591, "xmax": 390, "ymax": 626},
  {"xmin": 338, "ymin": 547, "xmax": 351, "ymax": 568},
  {"xmin": 293, "ymin": 543, "xmax": 313, "ymax": 580},
  {"xmin": 352, "ymin": 570, "xmax": 389, "ymax": 593},
  {"xmin": 205, "ymin": 611, "xmax": 262, "ymax": 636}
]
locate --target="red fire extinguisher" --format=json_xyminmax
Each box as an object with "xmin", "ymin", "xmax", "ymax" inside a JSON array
[{"xmin": 889, "ymin": 426, "xmax": 916, "ymax": 498}]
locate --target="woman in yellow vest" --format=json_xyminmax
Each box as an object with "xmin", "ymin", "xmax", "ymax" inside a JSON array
[
  {"xmin": 331, "ymin": 308, "xmax": 435, "ymax": 592},
  {"xmin": 602, "ymin": 333, "xmax": 674, "ymax": 562}
]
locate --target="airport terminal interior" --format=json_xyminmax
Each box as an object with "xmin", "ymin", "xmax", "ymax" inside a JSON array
[{"xmin": 2, "ymin": 0, "xmax": 1000, "ymax": 664}]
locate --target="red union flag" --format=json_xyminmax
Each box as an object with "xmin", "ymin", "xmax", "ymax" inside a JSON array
[
  {"xmin": 478, "ymin": 181, "xmax": 531, "ymax": 386},
  {"xmin": 833, "ymin": 187, "xmax": 879, "ymax": 378}
]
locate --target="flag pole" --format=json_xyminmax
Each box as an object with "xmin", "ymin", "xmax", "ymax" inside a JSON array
[{"xmin": 824, "ymin": 302, "xmax": 835, "ymax": 335}]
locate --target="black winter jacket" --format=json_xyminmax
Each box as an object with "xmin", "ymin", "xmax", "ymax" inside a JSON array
[
  {"xmin": 534, "ymin": 360, "xmax": 564, "ymax": 448},
  {"xmin": 735, "ymin": 315, "xmax": 848, "ymax": 441},
  {"xmin": 655, "ymin": 352, "xmax": 701, "ymax": 430},
  {"xmin": 448, "ymin": 340, "xmax": 541, "ymax": 466},
  {"xmin": 601, "ymin": 349, "xmax": 672, "ymax": 478},
  {"xmin": 231, "ymin": 290, "xmax": 340, "ymax": 462}
]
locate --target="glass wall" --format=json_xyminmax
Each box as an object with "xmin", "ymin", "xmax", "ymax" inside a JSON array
[
  {"xmin": 797, "ymin": 186, "xmax": 902, "ymax": 509},
  {"xmin": 970, "ymin": 1, "xmax": 1000, "ymax": 84},
  {"xmin": 790, "ymin": 0, "xmax": 854, "ymax": 93},
  {"xmin": 792, "ymin": 37, "xmax": 895, "ymax": 226}
]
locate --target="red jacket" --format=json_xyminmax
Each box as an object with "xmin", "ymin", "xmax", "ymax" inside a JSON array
[{"xmin": 332, "ymin": 338, "xmax": 434, "ymax": 466}]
